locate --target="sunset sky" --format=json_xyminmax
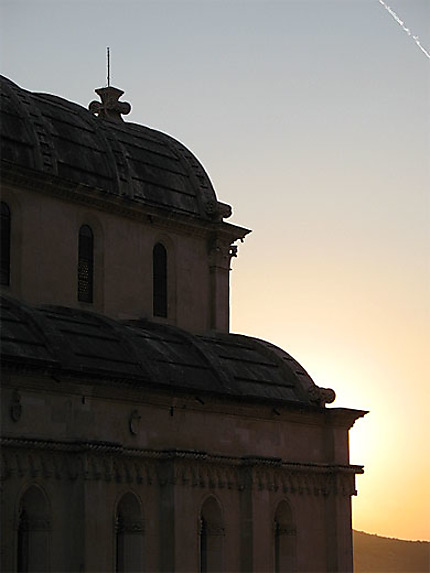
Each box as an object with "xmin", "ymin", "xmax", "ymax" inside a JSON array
[{"xmin": 1, "ymin": 0, "xmax": 429, "ymax": 541}]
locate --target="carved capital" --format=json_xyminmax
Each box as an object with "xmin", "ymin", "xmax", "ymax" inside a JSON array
[{"xmin": 208, "ymin": 237, "xmax": 239, "ymax": 270}]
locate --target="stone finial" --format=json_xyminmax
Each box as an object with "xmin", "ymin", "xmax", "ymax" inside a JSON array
[
  {"xmin": 307, "ymin": 385, "xmax": 336, "ymax": 406},
  {"xmin": 88, "ymin": 86, "xmax": 131, "ymax": 122}
]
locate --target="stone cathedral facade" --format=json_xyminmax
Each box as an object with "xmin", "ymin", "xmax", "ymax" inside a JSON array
[{"xmin": 0, "ymin": 74, "xmax": 365, "ymax": 572}]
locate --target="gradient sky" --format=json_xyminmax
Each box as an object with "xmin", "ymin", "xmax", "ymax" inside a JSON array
[{"xmin": 1, "ymin": 0, "xmax": 429, "ymax": 541}]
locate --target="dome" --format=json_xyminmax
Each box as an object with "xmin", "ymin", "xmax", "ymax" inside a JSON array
[
  {"xmin": 0, "ymin": 295, "xmax": 335, "ymax": 408},
  {"xmin": 0, "ymin": 75, "xmax": 226, "ymax": 221}
]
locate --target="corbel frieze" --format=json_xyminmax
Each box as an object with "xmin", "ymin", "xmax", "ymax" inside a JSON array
[
  {"xmin": 166, "ymin": 459, "xmax": 242, "ymax": 491},
  {"xmin": 1, "ymin": 440, "xmax": 358, "ymax": 497},
  {"xmin": 2, "ymin": 449, "xmax": 83, "ymax": 481}
]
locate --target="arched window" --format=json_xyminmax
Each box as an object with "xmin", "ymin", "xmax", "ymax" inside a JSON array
[
  {"xmin": 153, "ymin": 243, "xmax": 167, "ymax": 318},
  {"xmin": 78, "ymin": 225, "xmax": 94, "ymax": 303},
  {"xmin": 17, "ymin": 486, "xmax": 51, "ymax": 572},
  {"xmin": 274, "ymin": 500, "xmax": 296, "ymax": 572},
  {"xmin": 115, "ymin": 492, "xmax": 144, "ymax": 572},
  {"xmin": 1, "ymin": 202, "xmax": 11, "ymax": 286},
  {"xmin": 199, "ymin": 497, "xmax": 224, "ymax": 573}
]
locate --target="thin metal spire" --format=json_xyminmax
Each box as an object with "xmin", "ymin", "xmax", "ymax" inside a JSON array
[
  {"xmin": 89, "ymin": 46, "xmax": 131, "ymax": 121},
  {"xmin": 107, "ymin": 47, "xmax": 110, "ymax": 87}
]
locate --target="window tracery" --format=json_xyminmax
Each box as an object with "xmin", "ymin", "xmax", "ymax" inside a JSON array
[{"xmin": 78, "ymin": 225, "xmax": 94, "ymax": 303}]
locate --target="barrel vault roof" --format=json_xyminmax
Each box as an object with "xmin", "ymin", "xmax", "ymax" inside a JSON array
[
  {"xmin": 0, "ymin": 295, "xmax": 335, "ymax": 408},
  {"xmin": 0, "ymin": 75, "xmax": 227, "ymax": 222}
]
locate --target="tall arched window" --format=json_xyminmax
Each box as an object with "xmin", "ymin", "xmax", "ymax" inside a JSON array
[
  {"xmin": 78, "ymin": 225, "xmax": 94, "ymax": 303},
  {"xmin": 115, "ymin": 492, "xmax": 144, "ymax": 572},
  {"xmin": 1, "ymin": 202, "xmax": 11, "ymax": 286},
  {"xmin": 274, "ymin": 500, "xmax": 296, "ymax": 572},
  {"xmin": 199, "ymin": 497, "xmax": 224, "ymax": 573},
  {"xmin": 17, "ymin": 486, "xmax": 51, "ymax": 572},
  {"xmin": 153, "ymin": 243, "xmax": 167, "ymax": 318}
]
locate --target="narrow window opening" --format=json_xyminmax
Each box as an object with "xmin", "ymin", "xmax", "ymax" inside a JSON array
[
  {"xmin": 153, "ymin": 243, "xmax": 167, "ymax": 317},
  {"xmin": 1, "ymin": 202, "xmax": 11, "ymax": 286},
  {"xmin": 78, "ymin": 225, "xmax": 94, "ymax": 303},
  {"xmin": 199, "ymin": 497, "xmax": 224, "ymax": 573}
]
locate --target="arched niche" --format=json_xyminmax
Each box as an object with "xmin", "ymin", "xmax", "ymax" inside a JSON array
[
  {"xmin": 17, "ymin": 485, "xmax": 51, "ymax": 572},
  {"xmin": 115, "ymin": 492, "xmax": 144, "ymax": 572},
  {"xmin": 274, "ymin": 499, "xmax": 296, "ymax": 572},
  {"xmin": 199, "ymin": 496, "xmax": 225, "ymax": 573}
]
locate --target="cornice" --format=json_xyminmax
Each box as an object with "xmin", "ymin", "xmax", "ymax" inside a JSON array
[
  {"xmin": 0, "ymin": 161, "xmax": 249, "ymax": 243},
  {"xmin": 1, "ymin": 437, "xmax": 363, "ymax": 497},
  {"xmin": 325, "ymin": 407, "xmax": 368, "ymax": 429},
  {"xmin": 0, "ymin": 372, "xmax": 334, "ymax": 425}
]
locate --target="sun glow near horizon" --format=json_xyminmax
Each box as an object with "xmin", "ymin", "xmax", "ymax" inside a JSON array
[{"xmin": 230, "ymin": 236, "xmax": 430, "ymax": 541}]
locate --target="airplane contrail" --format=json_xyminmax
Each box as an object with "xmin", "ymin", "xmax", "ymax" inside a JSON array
[{"xmin": 378, "ymin": 0, "xmax": 430, "ymax": 60}]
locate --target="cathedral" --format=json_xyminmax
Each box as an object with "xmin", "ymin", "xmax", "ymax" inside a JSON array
[{"xmin": 0, "ymin": 74, "xmax": 366, "ymax": 572}]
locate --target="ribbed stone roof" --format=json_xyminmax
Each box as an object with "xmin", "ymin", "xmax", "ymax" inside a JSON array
[
  {"xmin": 0, "ymin": 75, "xmax": 226, "ymax": 221},
  {"xmin": 0, "ymin": 295, "xmax": 336, "ymax": 408}
]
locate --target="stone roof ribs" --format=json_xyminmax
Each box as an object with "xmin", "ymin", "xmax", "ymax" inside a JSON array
[
  {"xmin": 1, "ymin": 295, "xmax": 334, "ymax": 408},
  {"xmin": 0, "ymin": 75, "xmax": 225, "ymax": 222}
]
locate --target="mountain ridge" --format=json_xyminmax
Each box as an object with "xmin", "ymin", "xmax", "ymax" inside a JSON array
[{"xmin": 353, "ymin": 529, "xmax": 429, "ymax": 572}]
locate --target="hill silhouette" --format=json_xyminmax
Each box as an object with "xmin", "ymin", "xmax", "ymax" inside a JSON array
[{"xmin": 353, "ymin": 530, "xmax": 429, "ymax": 572}]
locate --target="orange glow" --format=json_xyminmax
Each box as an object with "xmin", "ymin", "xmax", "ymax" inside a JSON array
[{"xmin": 231, "ymin": 248, "xmax": 430, "ymax": 541}]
